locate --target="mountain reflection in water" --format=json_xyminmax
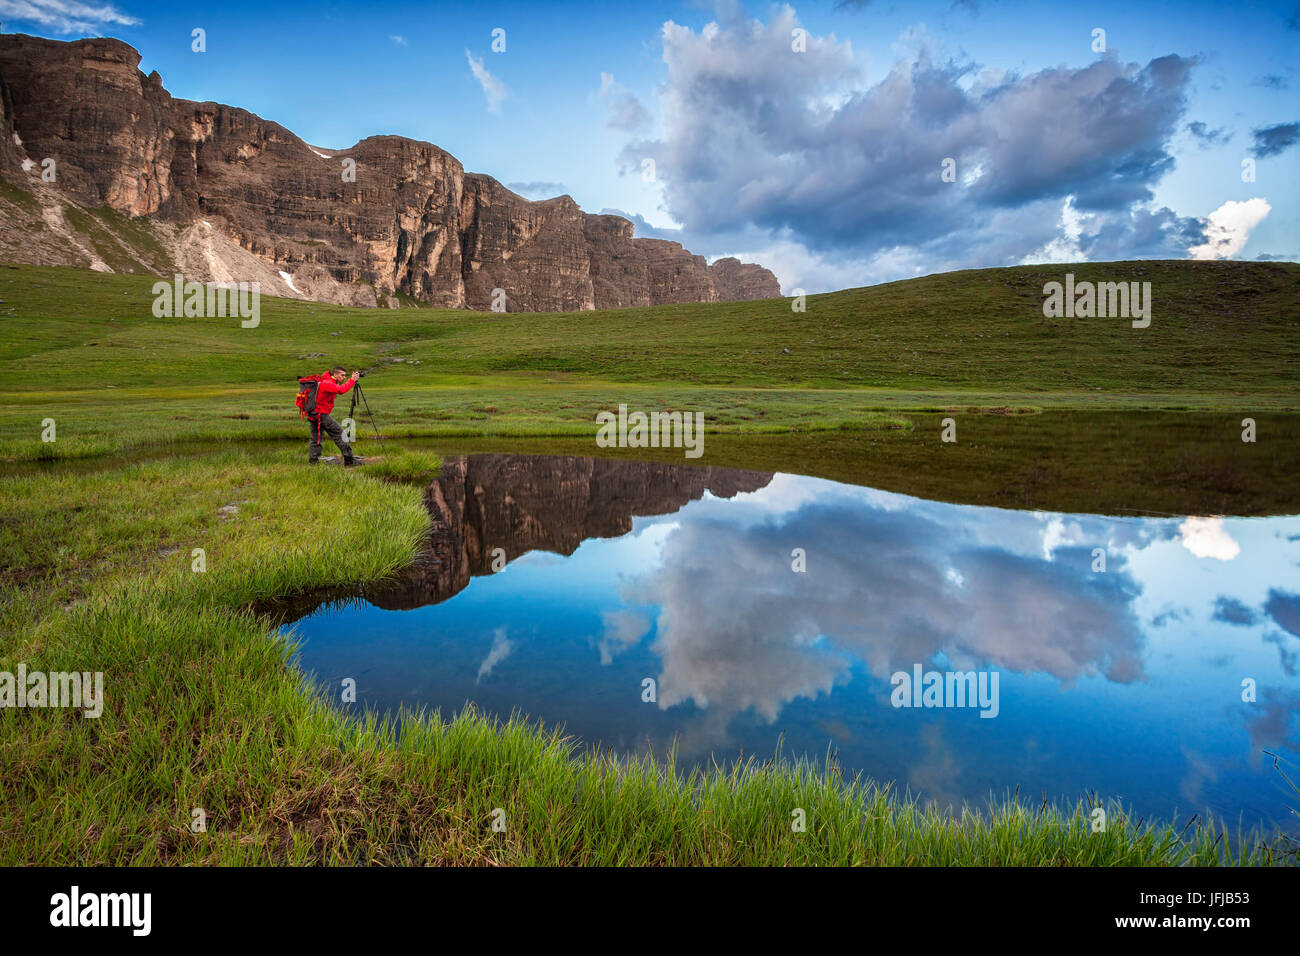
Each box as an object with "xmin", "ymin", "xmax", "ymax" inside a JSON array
[{"xmin": 274, "ymin": 454, "xmax": 1300, "ymax": 833}]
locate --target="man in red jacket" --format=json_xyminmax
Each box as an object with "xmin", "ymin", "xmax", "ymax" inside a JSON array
[{"xmin": 308, "ymin": 366, "xmax": 364, "ymax": 466}]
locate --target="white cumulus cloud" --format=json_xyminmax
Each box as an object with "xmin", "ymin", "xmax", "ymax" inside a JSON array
[
  {"xmin": 1179, "ymin": 517, "xmax": 1241, "ymax": 561},
  {"xmin": 1188, "ymin": 198, "xmax": 1271, "ymax": 260}
]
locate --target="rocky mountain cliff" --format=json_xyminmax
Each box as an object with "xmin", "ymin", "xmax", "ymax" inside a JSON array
[{"xmin": 0, "ymin": 33, "xmax": 781, "ymax": 311}]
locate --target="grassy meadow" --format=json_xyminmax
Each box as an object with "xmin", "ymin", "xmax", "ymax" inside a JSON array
[{"xmin": 2, "ymin": 259, "xmax": 1298, "ymax": 865}]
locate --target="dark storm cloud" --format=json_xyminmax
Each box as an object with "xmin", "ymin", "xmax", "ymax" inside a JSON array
[
  {"xmin": 1265, "ymin": 589, "xmax": 1300, "ymax": 638},
  {"xmin": 1211, "ymin": 596, "xmax": 1260, "ymax": 627},
  {"xmin": 1251, "ymin": 122, "xmax": 1300, "ymax": 158},
  {"xmin": 1073, "ymin": 204, "xmax": 1208, "ymax": 261},
  {"xmin": 972, "ymin": 55, "xmax": 1194, "ymax": 212},
  {"xmin": 620, "ymin": 9, "xmax": 1199, "ymax": 263}
]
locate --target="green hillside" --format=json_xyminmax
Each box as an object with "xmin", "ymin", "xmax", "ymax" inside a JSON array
[{"xmin": 1, "ymin": 258, "xmax": 1296, "ymax": 393}]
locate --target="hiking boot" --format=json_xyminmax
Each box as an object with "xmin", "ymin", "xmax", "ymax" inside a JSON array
[
  {"xmin": 308, "ymin": 458, "xmax": 319, "ymax": 466},
  {"xmin": 344, "ymin": 456, "xmax": 366, "ymax": 467}
]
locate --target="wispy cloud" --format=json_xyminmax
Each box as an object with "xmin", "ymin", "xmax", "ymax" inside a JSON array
[
  {"xmin": 465, "ymin": 49, "xmax": 507, "ymax": 113},
  {"xmin": 0, "ymin": 0, "xmax": 140, "ymax": 33},
  {"xmin": 1251, "ymin": 73, "xmax": 1289, "ymax": 90},
  {"xmin": 476, "ymin": 628, "xmax": 514, "ymax": 683},
  {"xmin": 597, "ymin": 70, "xmax": 651, "ymax": 133},
  {"xmin": 507, "ymin": 180, "xmax": 567, "ymax": 199},
  {"xmin": 389, "ymin": 34, "xmax": 407, "ymax": 47},
  {"xmin": 1186, "ymin": 121, "xmax": 1230, "ymax": 148}
]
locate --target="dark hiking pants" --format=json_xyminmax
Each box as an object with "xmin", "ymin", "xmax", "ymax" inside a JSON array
[{"xmin": 308, "ymin": 413, "xmax": 353, "ymax": 463}]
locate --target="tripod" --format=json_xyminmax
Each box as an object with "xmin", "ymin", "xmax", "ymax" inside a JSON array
[{"xmin": 348, "ymin": 380, "xmax": 386, "ymax": 455}]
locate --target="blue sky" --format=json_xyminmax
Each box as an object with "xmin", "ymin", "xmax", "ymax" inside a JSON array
[{"xmin": 1, "ymin": 0, "xmax": 1296, "ymax": 292}]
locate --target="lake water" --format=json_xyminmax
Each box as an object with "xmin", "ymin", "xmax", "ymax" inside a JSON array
[{"xmin": 276, "ymin": 453, "xmax": 1300, "ymax": 834}]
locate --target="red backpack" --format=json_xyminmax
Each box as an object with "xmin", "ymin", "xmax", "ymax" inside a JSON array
[{"xmin": 294, "ymin": 374, "xmax": 324, "ymax": 418}]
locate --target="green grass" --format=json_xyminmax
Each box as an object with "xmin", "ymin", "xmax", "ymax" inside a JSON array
[
  {"xmin": 61, "ymin": 206, "xmax": 136, "ymax": 274},
  {"xmin": 0, "ymin": 178, "xmax": 39, "ymax": 213},
  {"xmin": 1, "ymin": 258, "xmax": 1296, "ymax": 392},
  {"xmin": 88, "ymin": 205, "xmax": 175, "ymax": 274},
  {"xmin": 362, "ymin": 449, "xmax": 442, "ymax": 483}
]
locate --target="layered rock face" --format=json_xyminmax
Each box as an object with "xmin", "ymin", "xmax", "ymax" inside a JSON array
[
  {"xmin": 0, "ymin": 61, "xmax": 24, "ymax": 179},
  {"xmin": 0, "ymin": 33, "xmax": 781, "ymax": 310},
  {"xmin": 711, "ymin": 256, "xmax": 786, "ymax": 301}
]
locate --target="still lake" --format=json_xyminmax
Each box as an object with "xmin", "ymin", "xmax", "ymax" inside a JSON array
[{"xmin": 278, "ymin": 453, "xmax": 1300, "ymax": 833}]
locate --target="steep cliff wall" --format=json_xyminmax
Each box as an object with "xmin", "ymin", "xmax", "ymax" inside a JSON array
[{"xmin": 0, "ymin": 33, "xmax": 782, "ymax": 311}]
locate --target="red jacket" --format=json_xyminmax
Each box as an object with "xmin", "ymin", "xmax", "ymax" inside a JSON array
[{"xmin": 313, "ymin": 373, "xmax": 355, "ymax": 415}]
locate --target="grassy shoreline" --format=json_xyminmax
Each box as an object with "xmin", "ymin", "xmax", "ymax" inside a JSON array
[
  {"xmin": 1, "ymin": 445, "xmax": 1295, "ymax": 865},
  {"xmin": 9, "ymin": 409, "xmax": 1300, "ymax": 517}
]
